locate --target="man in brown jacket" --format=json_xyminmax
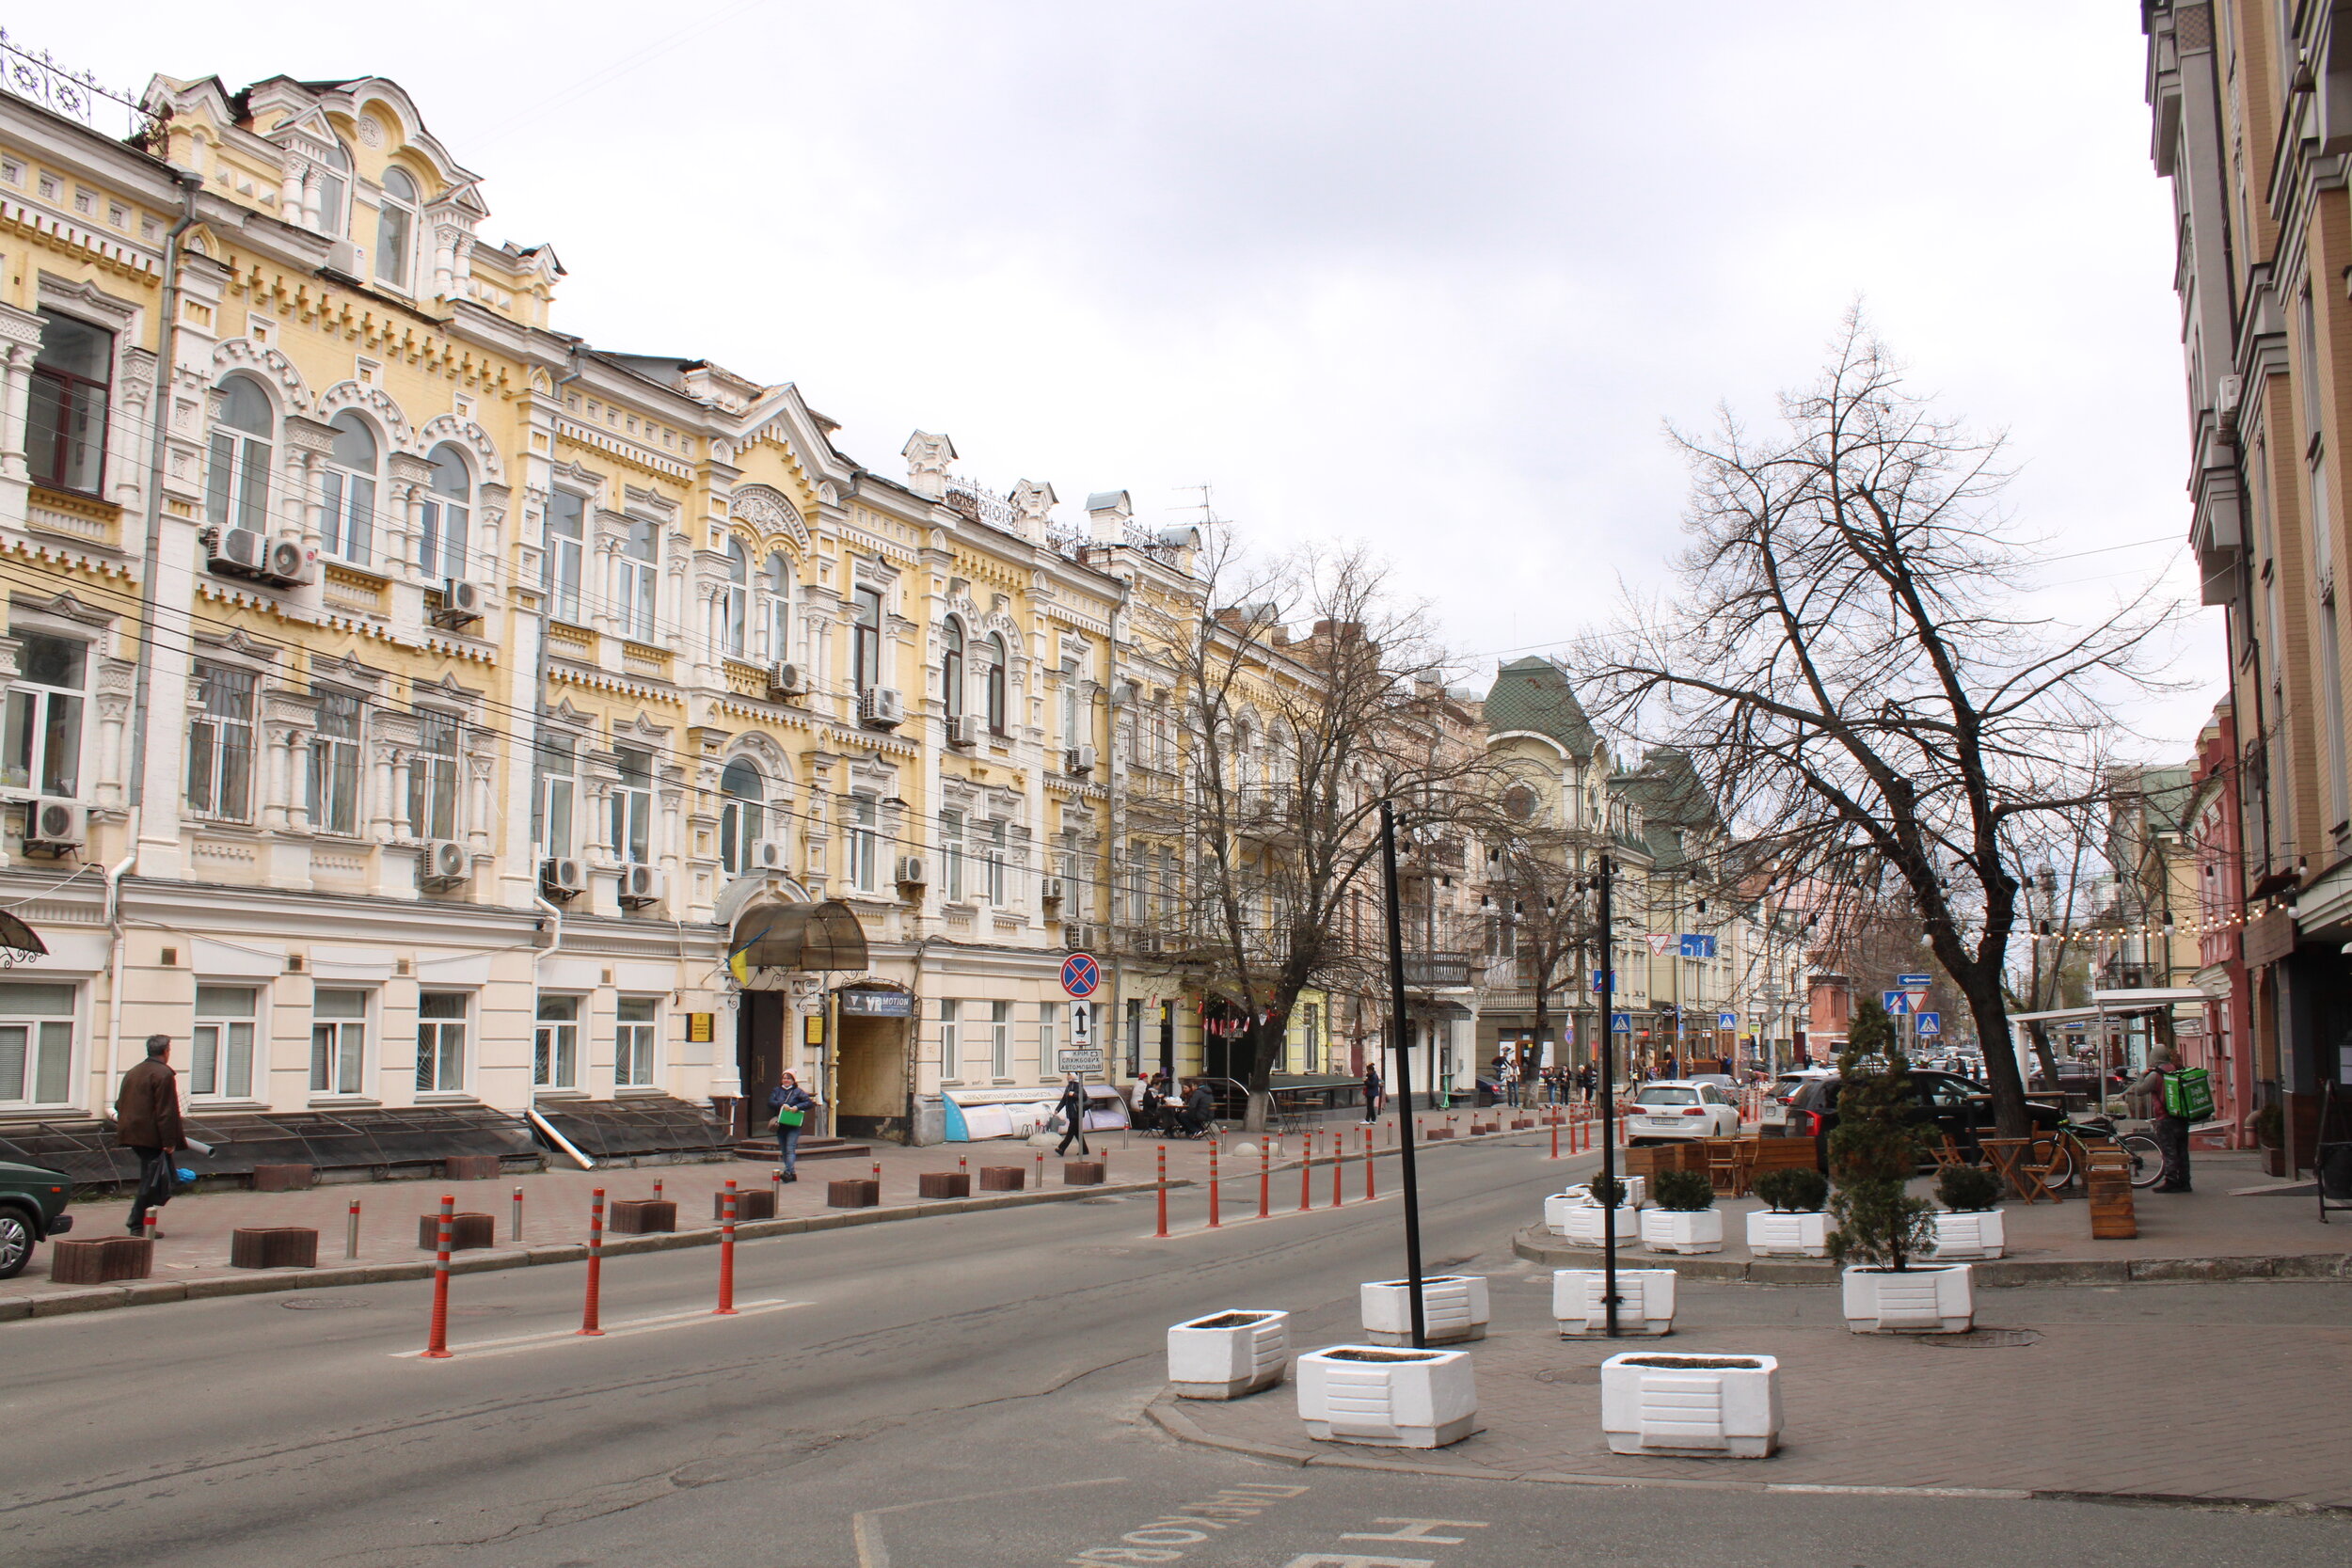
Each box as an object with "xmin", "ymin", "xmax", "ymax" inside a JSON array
[{"xmin": 116, "ymin": 1035, "xmax": 185, "ymax": 1235}]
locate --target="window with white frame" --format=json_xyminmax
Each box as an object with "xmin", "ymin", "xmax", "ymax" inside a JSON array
[
  {"xmin": 533, "ymin": 733, "xmax": 576, "ymax": 858},
  {"xmin": 620, "ymin": 517, "xmax": 660, "ymax": 642},
  {"xmin": 3, "ymin": 630, "xmax": 85, "ymax": 798},
  {"xmin": 719, "ymin": 757, "xmax": 763, "ymax": 874},
  {"xmin": 309, "ymin": 689, "xmax": 363, "ymax": 836},
  {"xmin": 534, "ymin": 994, "xmax": 580, "ymax": 1088},
  {"xmin": 611, "ymin": 747, "xmax": 654, "ymax": 863},
  {"xmin": 27, "ymin": 309, "xmax": 110, "ymax": 496},
  {"xmin": 938, "ymin": 808, "xmax": 964, "ymax": 900},
  {"xmin": 848, "ymin": 793, "xmax": 880, "ymax": 892},
  {"xmin": 988, "ymin": 1000, "xmax": 1010, "ymax": 1078},
  {"xmin": 545, "ymin": 490, "xmax": 586, "ymax": 625},
  {"xmin": 415, "ymin": 990, "xmax": 468, "ymax": 1093},
  {"xmin": 314, "ymin": 139, "xmax": 350, "ymax": 235},
  {"xmin": 938, "ymin": 998, "xmax": 960, "ymax": 1079},
  {"xmin": 852, "ymin": 584, "xmax": 884, "ymax": 693},
  {"xmin": 205, "ymin": 373, "xmax": 275, "ymax": 534},
  {"xmin": 1038, "ymin": 1001, "xmax": 1060, "ymax": 1079},
  {"xmin": 983, "ymin": 818, "xmax": 1009, "ymax": 904},
  {"xmin": 983, "ymin": 633, "xmax": 1008, "ymax": 734},
  {"xmin": 190, "ymin": 984, "xmax": 258, "ymax": 1100},
  {"xmin": 408, "ymin": 710, "xmax": 460, "ymax": 841},
  {"xmin": 721, "ymin": 536, "xmax": 749, "ymax": 658},
  {"xmin": 185, "ymin": 661, "xmax": 257, "ymax": 822},
  {"xmin": 420, "ymin": 443, "xmax": 471, "ymax": 582},
  {"xmin": 1061, "ymin": 673, "xmax": 1079, "ymax": 749},
  {"xmin": 616, "ymin": 995, "xmax": 659, "ymax": 1086},
  {"xmin": 0, "ymin": 981, "xmax": 74, "ymax": 1105},
  {"xmin": 942, "ymin": 618, "xmax": 965, "ymax": 721},
  {"xmin": 763, "ymin": 553, "xmax": 791, "ymax": 661},
  {"xmin": 320, "ymin": 412, "xmax": 378, "ymax": 565},
  {"xmin": 310, "ymin": 989, "xmax": 367, "ymax": 1095},
  {"xmin": 375, "ymin": 166, "xmax": 418, "ymax": 289}
]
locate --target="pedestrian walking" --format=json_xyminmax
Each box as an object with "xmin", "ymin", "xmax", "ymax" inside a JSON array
[
  {"xmin": 1361, "ymin": 1064, "xmax": 1384, "ymax": 1123},
  {"xmin": 1053, "ymin": 1072, "xmax": 1091, "ymax": 1156},
  {"xmin": 116, "ymin": 1034, "xmax": 185, "ymax": 1237},
  {"xmin": 770, "ymin": 1071, "xmax": 818, "ymax": 1181},
  {"xmin": 2133, "ymin": 1049, "xmax": 2195, "ymax": 1193},
  {"xmin": 1578, "ymin": 1062, "xmax": 1597, "ymax": 1102}
]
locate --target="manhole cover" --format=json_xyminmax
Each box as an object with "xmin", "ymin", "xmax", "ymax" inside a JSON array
[
  {"xmin": 1918, "ymin": 1327, "xmax": 2042, "ymax": 1349},
  {"xmin": 281, "ymin": 1295, "xmax": 372, "ymax": 1310},
  {"xmin": 1533, "ymin": 1367, "xmax": 1600, "ymax": 1385}
]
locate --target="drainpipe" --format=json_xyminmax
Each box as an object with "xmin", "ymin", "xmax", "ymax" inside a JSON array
[
  {"xmin": 102, "ymin": 806, "xmax": 141, "ymax": 1096},
  {"xmin": 123, "ymin": 170, "xmax": 202, "ymax": 815},
  {"xmin": 526, "ymin": 890, "xmax": 591, "ymax": 1165}
]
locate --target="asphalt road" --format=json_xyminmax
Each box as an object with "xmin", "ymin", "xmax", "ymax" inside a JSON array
[{"xmin": 3, "ymin": 1135, "xmax": 2343, "ymax": 1568}]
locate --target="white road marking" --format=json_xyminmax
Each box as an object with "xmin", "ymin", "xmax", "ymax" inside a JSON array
[
  {"xmin": 390, "ymin": 1297, "xmax": 807, "ymax": 1359},
  {"xmin": 850, "ymin": 1475, "xmax": 1129, "ymax": 1568}
]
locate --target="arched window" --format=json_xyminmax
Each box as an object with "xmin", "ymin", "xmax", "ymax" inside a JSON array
[
  {"xmin": 941, "ymin": 618, "xmax": 965, "ymax": 721},
  {"xmin": 206, "ymin": 373, "xmax": 274, "ymax": 533},
  {"xmin": 983, "ymin": 633, "xmax": 1008, "ymax": 735},
  {"xmin": 321, "ymin": 411, "xmax": 377, "ymax": 564},
  {"xmin": 718, "ymin": 757, "xmax": 764, "ymax": 874},
  {"xmin": 721, "ymin": 537, "xmax": 749, "ymax": 658},
  {"xmin": 420, "ymin": 442, "xmax": 470, "ymax": 580},
  {"xmin": 376, "ymin": 166, "xmax": 418, "ymax": 288},
  {"xmin": 762, "ymin": 553, "xmax": 791, "ymax": 661}
]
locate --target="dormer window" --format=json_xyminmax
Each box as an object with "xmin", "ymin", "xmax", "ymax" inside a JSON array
[
  {"xmin": 375, "ymin": 166, "xmax": 418, "ymax": 289},
  {"xmin": 316, "ymin": 140, "xmax": 350, "ymax": 235}
]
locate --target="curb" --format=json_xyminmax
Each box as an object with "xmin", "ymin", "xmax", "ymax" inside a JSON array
[
  {"xmin": 1508, "ymin": 1225, "xmax": 2352, "ymax": 1287},
  {"xmin": 1143, "ymin": 1392, "xmax": 2348, "ymax": 1513},
  {"xmin": 0, "ymin": 1176, "xmax": 1194, "ymax": 1323}
]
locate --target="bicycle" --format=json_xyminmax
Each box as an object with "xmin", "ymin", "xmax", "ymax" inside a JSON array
[{"xmin": 2032, "ymin": 1115, "xmax": 2165, "ymax": 1192}]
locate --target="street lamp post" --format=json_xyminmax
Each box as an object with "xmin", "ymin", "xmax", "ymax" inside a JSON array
[{"xmin": 1592, "ymin": 852, "xmax": 1621, "ymax": 1338}]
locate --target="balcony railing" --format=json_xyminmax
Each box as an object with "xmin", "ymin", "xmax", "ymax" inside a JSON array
[{"xmin": 0, "ymin": 29, "xmax": 158, "ymax": 145}]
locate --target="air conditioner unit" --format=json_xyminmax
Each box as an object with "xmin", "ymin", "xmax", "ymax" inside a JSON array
[
  {"xmin": 1066, "ymin": 744, "xmax": 1096, "ymax": 775},
  {"xmin": 539, "ymin": 856, "xmax": 587, "ymax": 899},
  {"xmin": 860, "ymin": 687, "xmax": 904, "ymax": 729},
  {"xmin": 896, "ymin": 854, "xmax": 929, "ymax": 886},
  {"xmin": 420, "ymin": 839, "xmax": 470, "ymax": 889},
  {"xmin": 207, "ymin": 526, "xmax": 269, "ymax": 578},
  {"xmin": 1065, "ymin": 926, "xmax": 1092, "ymax": 953},
  {"xmin": 1041, "ymin": 876, "xmax": 1066, "ymax": 904},
  {"xmin": 750, "ymin": 839, "xmax": 791, "ymax": 873},
  {"xmin": 767, "ymin": 661, "xmax": 810, "ymax": 699},
  {"xmin": 946, "ymin": 714, "xmax": 978, "ymax": 748},
  {"xmin": 326, "ymin": 239, "xmax": 365, "ymax": 277},
  {"xmin": 264, "ymin": 538, "xmax": 310, "ymax": 587},
  {"xmin": 24, "ymin": 796, "xmax": 85, "ymax": 853},
  {"xmin": 618, "ymin": 863, "xmax": 666, "ymax": 908},
  {"xmin": 435, "ymin": 578, "xmax": 487, "ymax": 626}
]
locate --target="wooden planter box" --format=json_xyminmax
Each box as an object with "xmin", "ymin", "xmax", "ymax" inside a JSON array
[
  {"xmin": 1624, "ymin": 1143, "xmax": 1702, "ymax": 1178},
  {"xmin": 230, "ymin": 1227, "xmax": 318, "ymax": 1269},
  {"xmin": 1745, "ymin": 1137, "xmax": 1823, "ymax": 1177},
  {"xmin": 714, "ymin": 1189, "xmax": 776, "ymax": 1221},
  {"xmin": 417, "ymin": 1212, "xmax": 495, "ymax": 1250},
  {"xmin": 1063, "ymin": 1160, "xmax": 1106, "ymax": 1185},
  {"xmin": 2087, "ymin": 1173, "xmax": 2137, "ymax": 1239},
  {"xmin": 919, "ymin": 1172, "xmax": 972, "ymax": 1199},
  {"xmin": 250, "ymin": 1164, "xmax": 314, "ymax": 1193},
  {"xmin": 827, "ymin": 1179, "xmax": 881, "ymax": 1208},
  {"xmin": 978, "ymin": 1166, "xmax": 1025, "ymax": 1192},
  {"xmin": 608, "ymin": 1199, "xmax": 676, "ymax": 1234},
  {"xmin": 50, "ymin": 1236, "xmax": 151, "ymax": 1284},
  {"xmin": 443, "ymin": 1155, "xmax": 502, "ymax": 1181}
]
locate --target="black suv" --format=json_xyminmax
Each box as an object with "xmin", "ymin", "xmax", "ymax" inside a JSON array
[
  {"xmin": 1781, "ymin": 1070, "xmax": 2064, "ymax": 1170},
  {"xmin": 0, "ymin": 1156, "xmax": 74, "ymax": 1278}
]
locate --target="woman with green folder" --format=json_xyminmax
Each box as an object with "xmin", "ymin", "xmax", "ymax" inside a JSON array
[{"xmin": 771, "ymin": 1071, "xmax": 820, "ymax": 1181}]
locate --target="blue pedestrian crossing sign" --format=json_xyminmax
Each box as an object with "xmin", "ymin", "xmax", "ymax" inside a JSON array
[
  {"xmin": 1717, "ymin": 1011, "xmax": 1738, "ymax": 1029},
  {"xmin": 1881, "ymin": 990, "xmax": 1910, "ymax": 1015},
  {"xmin": 1915, "ymin": 1012, "xmax": 1942, "ymax": 1037},
  {"xmin": 1611, "ymin": 1012, "xmax": 1631, "ymax": 1033}
]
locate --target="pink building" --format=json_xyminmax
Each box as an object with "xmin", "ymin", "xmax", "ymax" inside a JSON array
[{"xmin": 2186, "ymin": 704, "xmax": 2256, "ymax": 1147}]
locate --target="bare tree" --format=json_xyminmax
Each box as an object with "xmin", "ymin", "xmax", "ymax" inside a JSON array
[{"xmin": 1577, "ymin": 315, "xmax": 2174, "ymax": 1137}]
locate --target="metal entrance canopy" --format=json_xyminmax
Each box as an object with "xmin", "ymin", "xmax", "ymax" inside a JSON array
[{"xmin": 728, "ymin": 900, "xmax": 868, "ymax": 974}]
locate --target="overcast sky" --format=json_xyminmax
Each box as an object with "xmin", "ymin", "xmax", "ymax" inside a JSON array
[{"xmin": 49, "ymin": 2, "xmax": 2212, "ymax": 753}]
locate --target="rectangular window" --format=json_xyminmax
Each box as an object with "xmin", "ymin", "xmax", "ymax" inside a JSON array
[
  {"xmin": 939, "ymin": 998, "xmax": 960, "ymax": 1079},
  {"xmin": 852, "ymin": 584, "xmax": 883, "ymax": 692},
  {"xmin": 990, "ymin": 1000, "xmax": 1011, "ymax": 1078},
  {"xmin": 408, "ymin": 709, "xmax": 460, "ymax": 840},
  {"xmin": 310, "ymin": 989, "xmax": 367, "ymax": 1095},
  {"xmin": 206, "ymin": 426, "xmax": 272, "ymax": 534},
  {"xmin": 27, "ymin": 309, "xmax": 111, "ymax": 495},
  {"xmin": 939, "ymin": 808, "xmax": 964, "ymax": 901},
  {"xmin": 0, "ymin": 980, "xmax": 74, "ymax": 1104},
  {"xmin": 191, "ymin": 984, "xmax": 257, "ymax": 1100},
  {"xmin": 849, "ymin": 793, "xmax": 879, "ymax": 892},
  {"xmin": 1038, "ymin": 1001, "xmax": 1059, "ymax": 1079},
  {"xmin": 415, "ymin": 990, "xmax": 468, "ymax": 1093},
  {"xmin": 185, "ymin": 661, "xmax": 256, "ymax": 822},
  {"xmin": 2, "ymin": 631, "xmax": 86, "ymax": 797},
  {"xmin": 1061, "ymin": 677, "xmax": 1079, "ymax": 748},
  {"xmin": 611, "ymin": 747, "xmax": 653, "ymax": 863},
  {"xmin": 616, "ymin": 995, "xmax": 658, "ymax": 1086},
  {"xmin": 534, "ymin": 734, "xmax": 576, "ymax": 858},
  {"xmin": 620, "ymin": 517, "xmax": 659, "ymax": 641},
  {"xmin": 983, "ymin": 818, "xmax": 1008, "ymax": 905},
  {"xmin": 309, "ymin": 689, "xmax": 362, "ymax": 835},
  {"xmin": 534, "ymin": 994, "xmax": 580, "ymax": 1088},
  {"xmin": 544, "ymin": 491, "xmax": 586, "ymax": 625}
]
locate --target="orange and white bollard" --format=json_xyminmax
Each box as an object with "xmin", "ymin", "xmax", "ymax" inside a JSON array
[
  {"xmin": 1154, "ymin": 1144, "xmax": 1168, "ymax": 1239},
  {"xmin": 771, "ymin": 1166, "xmax": 784, "ymax": 1211},
  {"xmin": 346, "ymin": 1197, "xmax": 360, "ymax": 1259},
  {"xmin": 871, "ymin": 1158, "xmax": 882, "ymax": 1192},
  {"xmin": 512, "ymin": 1185, "xmax": 525, "ymax": 1242},
  {"xmin": 1035, "ymin": 1148, "xmax": 1045, "ymax": 1188},
  {"xmin": 422, "ymin": 1194, "xmax": 454, "ymax": 1359},
  {"xmin": 1364, "ymin": 1125, "xmax": 1376, "ymax": 1200},
  {"xmin": 579, "ymin": 1187, "xmax": 606, "ymax": 1337},
  {"xmin": 1550, "ymin": 1115, "xmax": 1560, "ymax": 1160},
  {"xmin": 1332, "ymin": 1130, "xmax": 1344, "ymax": 1207},
  {"xmin": 1258, "ymin": 1137, "xmax": 1270, "ymax": 1219},
  {"xmin": 714, "ymin": 1180, "xmax": 739, "ymax": 1316},
  {"xmin": 1208, "ymin": 1140, "xmax": 1220, "ymax": 1228},
  {"xmin": 652, "ymin": 1178, "xmax": 663, "ymax": 1205},
  {"xmin": 143, "ymin": 1211, "xmax": 157, "ymax": 1245},
  {"xmin": 1299, "ymin": 1134, "xmax": 1313, "ymax": 1212}
]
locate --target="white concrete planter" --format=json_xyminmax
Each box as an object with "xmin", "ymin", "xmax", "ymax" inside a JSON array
[
  {"xmin": 1841, "ymin": 1263, "xmax": 1976, "ymax": 1334},
  {"xmin": 1745, "ymin": 1210, "xmax": 1830, "ymax": 1259},
  {"xmin": 1166, "ymin": 1309, "xmax": 1290, "ymax": 1400},
  {"xmin": 1297, "ymin": 1344, "xmax": 1481, "ymax": 1449},
  {"xmin": 1929, "ymin": 1209, "xmax": 2006, "ymax": 1260},
  {"xmin": 1639, "ymin": 1208, "xmax": 1724, "ymax": 1255},
  {"xmin": 1553, "ymin": 1267, "xmax": 1676, "ymax": 1337},
  {"xmin": 1552, "ymin": 1204, "xmax": 1645, "ymax": 1249},
  {"xmin": 1360, "ymin": 1275, "xmax": 1489, "ymax": 1346},
  {"xmin": 1601, "ymin": 1352, "xmax": 1782, "ymax": 1458}
]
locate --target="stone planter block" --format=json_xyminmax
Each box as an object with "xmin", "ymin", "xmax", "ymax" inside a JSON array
[
  {"xmin": 50, "ymin": 1236, "xmax": 151, "ymax": 1284},
  {"xmin": 1167, "ymin": 1309, "xmax": 1290, "ymax": 1399},
  {"xmin": 1929, "ymin": 1208, "xmax": 2005, "ymax": 1259},
  {"xmin": 1841, "ymin": 1263, "xmax": 1976, "ymax": 1334},
  {"xmin": 230, "ymin": 1227, "xmax": 318, "ymax": 1269},
  {"xmin": 1601, "ymin": 1352, "xmax": 1782, "ymax": 1458},
  {"xmin": 1063, "ymin": 1160, "xmax": 1106, "ymax": 1185},
  {"xmin": 1554, "ymin": 1267, "xmax": 1677, "ymax": 1337},
  {"xmin": 978, "ymin": 1165, "xmax": 1025, "ymax": 1192},
  {"xmin": 1745, "ymin": 1209, "xmax": 1830, "ymax": 1258},
  {"xmin": 1297, "ymin": 1344, "xmax": 1481, "ymax": 1449},
  {"xmin": 827, "ymin": 1179, "xmax": 880, "ymax": 1208},
  {"xmin": 607, "ymin": 1199, "xmax": 676, "ymax": 1235},
  {"xmin": 1551, "ymin": 1203, "xmax": 1643, "ymax": 1249},
  {"xmin": 715, "ymin": 1189, "xmax": 776, "ymax": 1221},
  {"xmin": 443, "ymin": 1155, "xmax": 502, "ymax": 1181},
  {"xmin": 250, "ymin": 1164, "xmax": 314, "ymax": 1192},
  {"xmin": 418, "ymin": 1212, "xmax": 495, "ymax": 1250},
  {"xmin": 918, "ymin": 1172, "xmax": 972, "ymax": 1199},
  {"xmin": 1424, "ymin": 1129, "xmax": 1454, "ymax": 1140},
  {"xmin": 1359, "ymin": 1274, "xmax": 1488, "ymax": 1347},
  {"xmin": 1639, "ymin": 1208, "xmax": 1725, "ymax": 1255}
]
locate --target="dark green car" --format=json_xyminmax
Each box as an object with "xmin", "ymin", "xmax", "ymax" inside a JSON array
[{"xmin": 0, "ymin": 1157, "xmax": 73, "ymax": 1278}]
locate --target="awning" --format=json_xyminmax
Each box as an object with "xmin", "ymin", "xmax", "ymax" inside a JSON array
[
  {"xmin": 0, "ymin": 910, "xmax": 46, "ymax": 959},
  {"xmin": 728, "ymin": 900, "xmax": 867, "ymax": 979},
  {"xmin": 2090, "ymin": 988, "xmax": 2210, "ymax": 1014}
]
